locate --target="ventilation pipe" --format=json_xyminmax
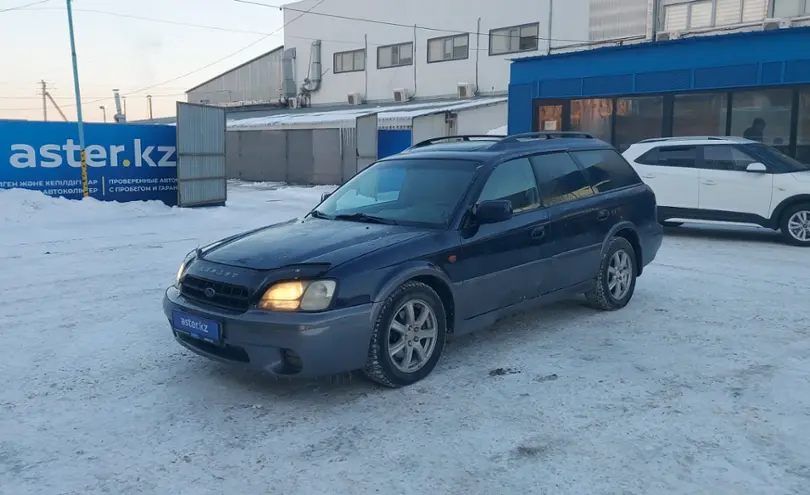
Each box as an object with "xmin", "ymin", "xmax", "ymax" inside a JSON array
[
  {"xmin": 299, "ymin": 40, "xmax": 322, "ymax": 105},
  {"xmin": 281, "ymin": 47, "xmax": 297, "ymax": 100}
]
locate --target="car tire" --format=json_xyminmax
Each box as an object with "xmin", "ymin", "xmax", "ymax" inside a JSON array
[
  {"xmin": 779, "ymin": 203, "xmax": 810, "ymax": 247},
  {"xmin": 363, "ymin": 281, "xmax": 447, "ymax": 388},
  {"xmin": 585, "ymin": 237, "xmax": 637, "ymax": 311}
]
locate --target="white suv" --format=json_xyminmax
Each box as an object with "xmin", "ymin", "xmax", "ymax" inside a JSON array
[{"xmin": 623, "ymin": 136, "xmax": 810, "ymax": 246}]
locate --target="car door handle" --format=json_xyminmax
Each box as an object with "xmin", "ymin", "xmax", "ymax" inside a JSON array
[
  {"xmin": 702, "ymin": 180, "xmax": 716, "ymax": 185},
  {"xmin": 531, "ymin": 226, "xmax": 546, "ymax": 240},
  {"xmin": 641, "ymin": 174, "xmax": 656, "ymax": 179},
  {"xmin": 597, "ymin": 209, "xmax": 610, "ymax": 221}
]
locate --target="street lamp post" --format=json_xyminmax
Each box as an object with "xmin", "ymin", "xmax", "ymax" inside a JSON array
[{"xmin": 65, "ymin": 0, "xmax": 89, "ymax": 198}]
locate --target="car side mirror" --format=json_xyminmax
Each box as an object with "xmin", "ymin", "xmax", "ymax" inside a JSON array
[
  {"xmin": 475, "ymin": 200, "xmax": 513, "ymax": 224},
  {"xmin": 746, "ymin": 162, "xmax": 767, "ymax": 172},
  {"xmin": 320, "ymin": 192, "xmax": 332, "ymax": 202}
]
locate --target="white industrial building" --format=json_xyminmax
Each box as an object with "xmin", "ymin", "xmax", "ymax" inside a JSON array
[{"xmin": 186, "ymin": 47, "xmax": 284, "ymax": 106}]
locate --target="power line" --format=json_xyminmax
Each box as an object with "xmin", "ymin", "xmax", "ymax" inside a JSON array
[
  {"xmin": 233, "ymin": 0, "xmax": 591, "ymax": 44},
  {"xmin": 121, "ymin": 0, "xmax": 327, "ymax": 97},
  {"xmin": 0, "ymin": 0, "xmax": 52, "ymax": 13}
]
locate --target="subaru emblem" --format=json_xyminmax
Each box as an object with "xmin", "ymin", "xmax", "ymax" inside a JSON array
[{"xmin": 204, "ymin": 287, "xmax": 216, "ymax": 298}]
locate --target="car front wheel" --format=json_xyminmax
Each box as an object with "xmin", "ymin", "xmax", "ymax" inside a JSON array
[
  {"xmin": 585, "ymin": 236, "xmax": 637, "ymax": 311},
  {"xmin": 780, "ymin": 204, "xmax": 810, "ymax": 247},
  {"xmin": 363, "ymin": 281, "xmax": 447, "ymax": 388}
]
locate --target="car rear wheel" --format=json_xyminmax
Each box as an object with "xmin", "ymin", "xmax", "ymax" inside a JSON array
[
  {"xmin": 363, "ymin": 281, "xmax": 447, "ymax": 388},
  {"xmin": 585, "ymin": 237, "xmax": 637, "ymax": 311},
  {"xmin": 780, "ymin": 204, "xmax": 810, "ymax": 247}
]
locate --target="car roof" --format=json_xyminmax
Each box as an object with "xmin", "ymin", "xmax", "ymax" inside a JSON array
[
  {"xmin": 382, "ymin": 132, "xmax": 615, "ymax": 164},
  {"xmin": 632, "ymin": 136, "xmax": 756, "ymax": 147}
]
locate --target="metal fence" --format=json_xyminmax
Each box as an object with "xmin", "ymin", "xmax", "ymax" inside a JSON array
[{"xmin": 226, "ymin": 128, "xmax": 358, "ymax": 185}]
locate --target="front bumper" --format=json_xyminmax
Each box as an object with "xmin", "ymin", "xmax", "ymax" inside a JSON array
[{"xmin": 163, "ymin": 286, "xmax": 375, "ymax": 377}]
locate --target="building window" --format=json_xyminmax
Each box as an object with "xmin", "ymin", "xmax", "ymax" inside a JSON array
[
  {"xmin": 729, "ymin": 88, "xmax": 792, "ymax": 153},
  {"xmin": 377, "ymin": 42, "xmax": 413, "ymax": 69},
  {"xmin": 489, "ymin": 23, "xmax": 539, "ymax": 56},
  {"xmin": 773, "ymin": 0, "xmax": 810, "ymax": 17},
  {"xmin": 427, "ymin": 34, "xmax": 469, "ymax": 63},
  {"xmin": 334, "ymin": 49, "xmax": 365, "ymax": 74},
  {"xmin": 570, "ymin": 99, "xmax": 613, "ymax": 143},
  {"xmin": 664, "ymin": 0, "xmax": 768, "ymax": 31},
  {"xmin": 614, "ymin": 96, "xmax": 664, "ymax": 152},
  {"xmin": 797, "ymin": 89, "xmax": 810, "ymax": 164},
  {"xmin": 673, "ymin": 93, "xmax": 728, "ymax": 137}
]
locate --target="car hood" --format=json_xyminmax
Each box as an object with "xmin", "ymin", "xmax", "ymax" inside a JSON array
[
  {"xmin": 791, "ymin": 170, "xmax": 810, "ymax": 183},
  {"xmin": 202, "ymin": 217, "xmax": 429, "ymax": 270}
]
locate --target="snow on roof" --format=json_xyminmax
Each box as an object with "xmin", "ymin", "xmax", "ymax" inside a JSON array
[{"xmin": 227, "ymin": 97, "xmax": 507, "ymax": 130}]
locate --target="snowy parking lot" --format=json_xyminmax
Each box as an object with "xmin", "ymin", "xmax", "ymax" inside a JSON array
[{"xmin": 2, "ymin": 182, "xmax": 810, "ymax": 495}]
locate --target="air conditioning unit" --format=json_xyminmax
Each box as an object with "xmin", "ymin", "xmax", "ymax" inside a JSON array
[
  {"xmin": 762, "ymin": 18, "xmax": 791, "ymax": 31},
  {"xmin": 347, "ymin": 92, "xmax": 363, "ymax": 105},
  {"xmin": 393, "ymin": 88, "xmax": 409, "ymax": 102},
  {"xmin": 457, "ymin": 83, "xmax": 475, "ymax": 99},
  {"xmin": 656, "ymin": 31, "xmax": 680, "ymax": 41}
]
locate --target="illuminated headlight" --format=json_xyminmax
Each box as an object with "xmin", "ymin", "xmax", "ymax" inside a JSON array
[
  {"xmin": 175, "ymin": 251, "xmax": 196, "ymax": 287},
  {"xmin": 258, "ymin": 280, "xmax": 336, "ymax": 312}
]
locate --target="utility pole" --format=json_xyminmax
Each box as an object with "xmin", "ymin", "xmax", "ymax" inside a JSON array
[
  {"xmin": 146, "ymin": 94, "xmax": 153, "ymax": 120},
  {"xmin": 40, "ymin": 80, "xmax": 48, "ymax": 121},
  {"xmin": 65, "ymin": 0, "xmax": 89, "ymax": 198}
]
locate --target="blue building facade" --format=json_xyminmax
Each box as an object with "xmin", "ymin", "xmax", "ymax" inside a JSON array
[{"xmin": 508, "ymin": 26, "xmax": 810, "ymax": 162}]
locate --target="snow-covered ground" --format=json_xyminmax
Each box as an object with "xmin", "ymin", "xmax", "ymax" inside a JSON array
[{"xmin": 2, "ymin": 183, "xmax": 810, "ymax": 495}]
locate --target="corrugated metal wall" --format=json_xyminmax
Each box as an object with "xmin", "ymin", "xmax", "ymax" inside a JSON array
[
  {"xmin": 589, "ymin": 0, "xmax": 650, "ymax": 41},
  {"xmin": 225, "ymin": 129, "xmax": 351, "ymax": 185},
  {"xmin": 187, "ymin": 48, "xmax": 284, "ymax": 105}
]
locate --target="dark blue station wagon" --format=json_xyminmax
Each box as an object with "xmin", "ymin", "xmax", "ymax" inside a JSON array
[{"xmin": 163, "ymin": 132, "xmax": 664, "ymax": 388}]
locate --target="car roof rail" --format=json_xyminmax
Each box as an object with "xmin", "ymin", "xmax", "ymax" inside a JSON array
[
  {"xmin": 408, "ymin": 135, "xmax": 506, "ymax": 149},
  {"xmin": 638, "ymin": 136, "xmax": 731, "ymax": 143},
  {"xmin": 495, "ymin": 131, "xmax": 595, "ymax": 145}
]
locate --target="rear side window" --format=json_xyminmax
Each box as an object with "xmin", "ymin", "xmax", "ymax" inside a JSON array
[
  {"xmin": 478, "ymin": 157, "xmax": 540, "ymax": 213},
  {"xmin": 571, "ymin": 149, "xmax": 642, "ymax": 193},
  {"xmin": 637, "ymin": 146, "xmax": 697, "ymax": 168},
  {"xmin": 529, "ymin": 152, "xmax": 594, "ymax": 206}
]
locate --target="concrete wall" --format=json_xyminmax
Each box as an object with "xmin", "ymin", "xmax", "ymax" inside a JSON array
[{"xmin": 282, "ymin": 0, "xmax": 651, "ymax": 106}]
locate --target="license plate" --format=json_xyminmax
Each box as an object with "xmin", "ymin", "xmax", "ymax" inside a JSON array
[{"xmin": 172, "ymin": 310, "xmax": 221, "ymax": 343}]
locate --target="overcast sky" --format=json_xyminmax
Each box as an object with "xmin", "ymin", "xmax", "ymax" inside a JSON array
[{"xmin": 0, "ymin": 0, "xmax": 285, "ymax": 122}]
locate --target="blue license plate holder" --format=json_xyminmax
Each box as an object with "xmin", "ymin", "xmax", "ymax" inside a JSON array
[{"xmin": 172, "ymin": 310, "xmax": 221, "ymax": 343}]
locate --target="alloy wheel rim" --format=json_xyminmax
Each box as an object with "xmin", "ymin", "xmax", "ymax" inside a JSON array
[
  {"xmin": 787, "ymin": 210, "xmax": 810, "ymax": 242},
  {"xmin": 387, "ymin": 299, "xmax": 438, "ymax": 373},
  {"xmin": 607, "ymin": 249, "xmax": 632, "ymax": 300}
]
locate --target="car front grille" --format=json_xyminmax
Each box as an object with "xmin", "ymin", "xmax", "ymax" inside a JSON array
[{"xmin": 180, "ymin": 275, "xmax": 251, "ymax": 312}]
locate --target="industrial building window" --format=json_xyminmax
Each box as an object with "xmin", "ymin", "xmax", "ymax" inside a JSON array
[
  {"xmin": 489, "ymin": 23, "xmax": 539, "ymax": 56},
  {"xmin": 377, "ymin": 42, "xmax": 413, "ymax": 69},
  {"xmin": 773, "ymin": 0, "xmax": 810, "ymax": 17},
  {"xmin": 673, "ymin": 93, "xmax": 728, "ymax": 136},
  {"xmin": 334, "ymin": 49, "xmax": 365, "ymax": 74},
  {"xmin": 614, "ymin": 96, "xmax": 664, "ymax": 152},
  {"xmin": 797, "ymin": 89, "xmax": 810, "ymax": 164},
  {"xmin": 663, "ymin": 0, "xmax": 768, "ymax": 31},
  {"xmin": 570, "ymin": 99, "xmax": 613, "ymax": 143},
  {"xmin": 729, "ymin": 89, "xmax": 792, "ymax": 153},
  {"xmin": 427, "ymin": 34, "xmax": 469, "ymax": 63}
]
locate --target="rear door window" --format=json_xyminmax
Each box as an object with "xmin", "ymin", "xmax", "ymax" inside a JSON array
[
  {"xmin": 637, "ymin": 146, "xmax": 698, "ymax": 168},
  {"xmin": 529, "ymin": 152, "xmax": 594, "ymax": 206},
  {"xmin": 570, "ymin": 149, "xmax": 642, "ymax": 193}
]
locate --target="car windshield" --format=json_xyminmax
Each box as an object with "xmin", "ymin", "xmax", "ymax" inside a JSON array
[
  {"xmin": 313, "ymin": 158, "xmax": 481, "ymax": 228},
  {"xmin": 747, "ymin": 143, "xmax": 810, "ymax": 172}
]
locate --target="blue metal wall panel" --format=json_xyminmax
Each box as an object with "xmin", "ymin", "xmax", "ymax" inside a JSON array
[
  {"xmin": 377, "ymin": 129, "xmax": 411, "ymax": 159},
  {"xmin": 508, "ymin": 27, "xmax": 810, "ymax": 134}
]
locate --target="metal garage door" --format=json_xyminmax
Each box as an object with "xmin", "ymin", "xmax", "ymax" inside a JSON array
[{"xmin": 176, "ymin": 102, "xmax": 227, "ymax": 207}]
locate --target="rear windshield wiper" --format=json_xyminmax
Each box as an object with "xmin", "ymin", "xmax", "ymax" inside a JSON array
[{"xmin": 333, "ymin": 213, "xmax": 398, "ymax": 225}]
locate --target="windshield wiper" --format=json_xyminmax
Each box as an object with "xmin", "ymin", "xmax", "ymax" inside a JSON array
[
  {"xmin": 309, "ymin": 210, "xmax": 334, "ymax": 220},
  {"xmin": 333, "ymin": 213, "xmax": 398, "ymax": 225}
]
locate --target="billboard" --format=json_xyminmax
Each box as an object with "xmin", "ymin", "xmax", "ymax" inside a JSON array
[{"xmin": 0, "ymin": 120, "xmax": 178, "ymax": 206}]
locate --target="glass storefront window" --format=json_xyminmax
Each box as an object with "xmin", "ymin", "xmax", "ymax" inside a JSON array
[
  {"xmin": 729, "ymin": 89, "xmax": 792, "ymax": 154},
  {"xmin": 673, "ymin": 93, "xmax": 728, "ymax": 137},
  {"xmin": 614, "ymin": 96, "xmax": 664, "ymax": 152},
  {"xmin": 570, "ymin": 99, "xmax": 613, "ymax": 143},
  {"xmin": 798, "ymin": 89, "xmax": 810, "ymax": 165}
]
